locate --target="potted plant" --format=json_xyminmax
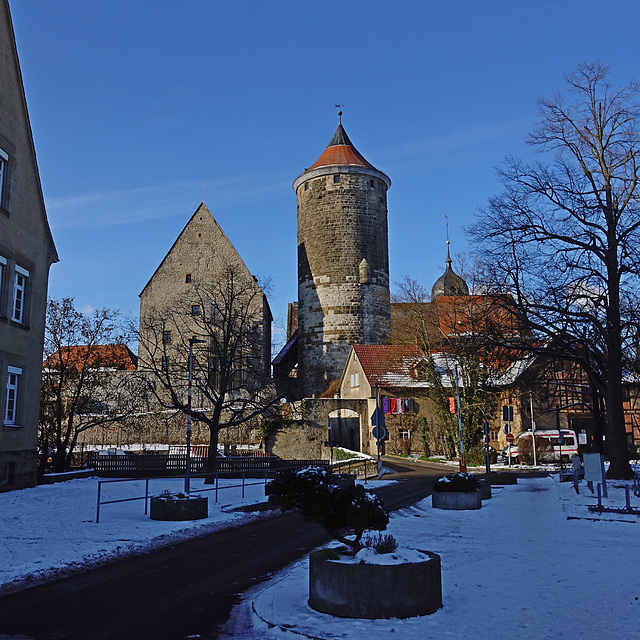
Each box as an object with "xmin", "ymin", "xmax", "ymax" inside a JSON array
[
  {"xmin": 266, "ymin": 466, "xmax": 442, "ymax": 618},
  {"xmin": 432, "ymin": 472, "xmax": 482, "ymax": 510},
  {"xmin": 149, "ymin": 489, "xmax": 208, "ymax": 521}
]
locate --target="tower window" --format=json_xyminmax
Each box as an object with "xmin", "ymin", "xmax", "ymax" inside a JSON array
[
  {"xmin": 333, "ymin": 175, "xmax": 341, "ymax": 184},
  {"xmin": 162, "ymin": 330, "xmax": 172, "ymax": 344},
  {"xmin": 191, "ymin": 304, "xmax": 201, "ymax": 316},
  {"xmin": 304, "ymin": 182, "xmax": 309, "ymax": 191},
  {"xmin": 185, "ymin": 274, "xmax": 192, "ymax": 283}
]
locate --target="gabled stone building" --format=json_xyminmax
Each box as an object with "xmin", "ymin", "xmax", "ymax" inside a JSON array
[
  {"xmin": 0, "ymin": 0, "xmax": 58, "ymax": 491},
  {"xmin": 138, "ymin": 202, "xmax": 272, "ymax": 391}
]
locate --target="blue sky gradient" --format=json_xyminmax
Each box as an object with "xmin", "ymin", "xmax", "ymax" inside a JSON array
[{"xmin": 9, "ymin": 0, "xmax": 640, "ymax": 344}]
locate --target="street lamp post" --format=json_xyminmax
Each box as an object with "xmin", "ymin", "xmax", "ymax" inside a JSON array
[{"xmin": 185, "ymin": 337, "xmax": 206, "ymax": 494}]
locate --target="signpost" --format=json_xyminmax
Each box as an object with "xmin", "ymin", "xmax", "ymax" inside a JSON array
[
  {"xmin": 371, "ymin": 388, "xmax": 385, "ymax": 479},
  {"xmin": 483, "ymin": 420, "xmax": 491, "ymax": 473},
  {"xmin": 506, "ymin": 432, "xmax": 514, "ymax": 466},
  {"xmin": 583, "ymin": 453, "xmax": 607, "ymax": 497}
]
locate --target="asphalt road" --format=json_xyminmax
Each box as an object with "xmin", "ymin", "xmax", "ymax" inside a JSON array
[{"xmin": 0, "ymin": 459, "xmax": 449, "ymax": 640}]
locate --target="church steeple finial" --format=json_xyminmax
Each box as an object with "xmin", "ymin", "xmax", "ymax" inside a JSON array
[
  {"xmin": 431, "ymin": 215, "xmax": 469, "ymax": 300},
  {"xmin": 445, "ymin": 215, "xmax": 452, "ymax": 265}
]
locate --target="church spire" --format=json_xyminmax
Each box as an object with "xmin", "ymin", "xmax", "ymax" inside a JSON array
[{"xmin": 431, "ymin": 231, "xmax": 469, "ymax": 300}]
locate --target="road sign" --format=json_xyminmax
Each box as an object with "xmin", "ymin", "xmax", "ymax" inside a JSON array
[
  {"xmin": 506, "ymin": 433, "xmax": 515, "ymax": 443},
  {"xmin": 372, "ymin": 425, "xmax": 387, "ymax": 441},
  {"xmin": 371, "ymin": 407, "xmax": 385, "ymax": 427}
]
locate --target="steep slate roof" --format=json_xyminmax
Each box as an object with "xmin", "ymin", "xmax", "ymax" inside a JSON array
[
  {"xmin": 43, "ymin": 345, "xmax": 137, "ymax": 371},
  {"xmin": 306, "ymin": 122, "xmax": 376, "ymax": 171}
]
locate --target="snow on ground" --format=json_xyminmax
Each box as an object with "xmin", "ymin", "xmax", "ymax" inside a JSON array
[
  {"xmin": 220, "ymin": 473, "xmax": 640, "ymax": 640},
  {"xmin": 0, "ymin": 475, "xmax": 271, "ymax": 595},
  {"xmin": 2, "ymin": 469, "xmax": 640, "ymax": 639}
]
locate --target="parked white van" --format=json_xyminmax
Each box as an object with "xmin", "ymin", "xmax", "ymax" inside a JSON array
[{"xmin": 505, "ymin": 429, "xmax": 579, "ymax": 464}]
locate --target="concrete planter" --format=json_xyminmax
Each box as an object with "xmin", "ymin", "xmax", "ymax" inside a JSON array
[
  {"xmin": 331, "ymin": 473, "xmax": 356, "ymax": 490},
  {"xmin": 478, "ymin": 479, "xmax": 492, "ymax": 500},
  {"xmin": 308, "ymin": 550, "xmax": 442, "ymax": 618},
  {"xmin": 432, "ymin": 489, "xmax": 482, "ymax": 510},
  {"xmin": 149, "ymin": 495, "xmax": 208, "ymax": 521},
  {"xmin": 484, "ymin": 471, "xmax": 518, "ymax": 485}
]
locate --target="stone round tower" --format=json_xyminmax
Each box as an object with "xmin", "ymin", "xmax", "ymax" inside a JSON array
[{"xmin": 293, "ymin": 115, "xmax": 391, "ymax": 397}]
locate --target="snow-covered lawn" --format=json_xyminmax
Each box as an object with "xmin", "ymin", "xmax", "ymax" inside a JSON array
[
  {"xmin": 222, "ymin": 474, "xmax": 640, "ymax": 639},
  {"xmin": 2, "ymin": 470, "xmax": 639, "ymax": 639},
  {"xmin": 0, "ymin": 475, "xmax": 270, "ymax": 594}
]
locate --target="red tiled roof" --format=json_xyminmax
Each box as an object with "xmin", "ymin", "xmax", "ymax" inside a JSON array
[
  {"xmin": 43, "ymin": 344, "xmax": 137, "ymax": 371},
  {"xmin": 352, "ymin": 345, "xmax": 422, "ymax": 388},
  {"xmin": 307, "ymin": 144, "xmax": 375, "ymax": 172}
]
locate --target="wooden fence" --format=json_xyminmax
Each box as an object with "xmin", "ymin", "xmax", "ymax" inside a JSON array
[{"xmin": 84, "ymin": 453, "xmax": 330, "ymax": 478}]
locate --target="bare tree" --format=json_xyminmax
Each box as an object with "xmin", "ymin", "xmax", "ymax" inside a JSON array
[
  {"xmin": 40, "ymin": 298, "xmax": 147, "ymax": 473},
  {"xmin": 471, "ymin": 62, "xmax": 640, "ymax": 478},
  {"xmin": 392, "ymin": 276, "xmax": 504, "ymax": 459},
  {"xmin": 137, "ymin": 265, "xmax": 281, "ymax": 472}
]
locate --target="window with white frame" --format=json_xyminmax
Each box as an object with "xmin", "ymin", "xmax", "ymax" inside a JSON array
[
  {"xmin": 350, "ymin": 372, "xmax": 360, "ymax": 388},
  {"xmin": 0, "ymin": 147, "xmax": 8, "ymax": 209},
  {"xmin": 4, "ymin": 366, "xmax": 22, "ymax": 426},
  {"xmin": 12, "ymin": 265, "xmax": 28, "ymax": 323},
  {"xmin": 399, "ymin": 429, "xmax": 410, "ymax": 440}
]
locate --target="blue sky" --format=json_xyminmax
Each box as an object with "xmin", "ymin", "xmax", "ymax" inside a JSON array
[{"xmin": 9, "ymin": 0, "xmax": 640, "ymax": 344}]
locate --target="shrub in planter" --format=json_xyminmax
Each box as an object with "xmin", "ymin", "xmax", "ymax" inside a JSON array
[
  {"xmin": 267, "ymin": 466, "xmax": 443, "ymax": 618},
  {"xmin": 433, "ymin": 472, "xmax": 480, "ymax": 492},
  {"xmin": 266, "ymin": 466, "xmax": 388, "ymax": 554},
  {"xmin": 149, "ymin": 490, "xmax": 208, "ymax": 521},
  {"xmin": 432, "ymin": 472, "xmax": 481, "ymax": 510}
]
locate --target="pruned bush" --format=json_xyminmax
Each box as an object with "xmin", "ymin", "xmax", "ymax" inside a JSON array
[
  {"xmin": 361, "ymin": 532, "xmax": 398, "ymax": 554},
  {"xmin": 433, "ymin": 472, "xmax": 479, "ymax": 493},
  {"xmin": 517, "ymin": 435, "xmax": 555, "ymax": 464},
  {"xmin": 266, "ymin": 466, "xmax": 389, "ymax": 554}
]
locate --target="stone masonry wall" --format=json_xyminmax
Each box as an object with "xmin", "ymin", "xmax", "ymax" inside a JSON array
[{"xmin": 297, "ymin": 172, "xmax": 390, "ymax": 396}]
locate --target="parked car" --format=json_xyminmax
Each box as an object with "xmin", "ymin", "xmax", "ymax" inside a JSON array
[{"xmin": 504, "ymin": 429, "xmax": 579, "ymax": 464}]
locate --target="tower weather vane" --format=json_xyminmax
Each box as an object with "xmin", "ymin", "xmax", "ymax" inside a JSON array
[{"xmin": 335, "ymin": 105, "xmax": 344, "ymax": 123}]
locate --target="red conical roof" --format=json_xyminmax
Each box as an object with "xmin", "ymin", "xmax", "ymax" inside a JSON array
[{"xmin": 306, "ymin": 123, "xmax": 375, "ymax": 171}]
